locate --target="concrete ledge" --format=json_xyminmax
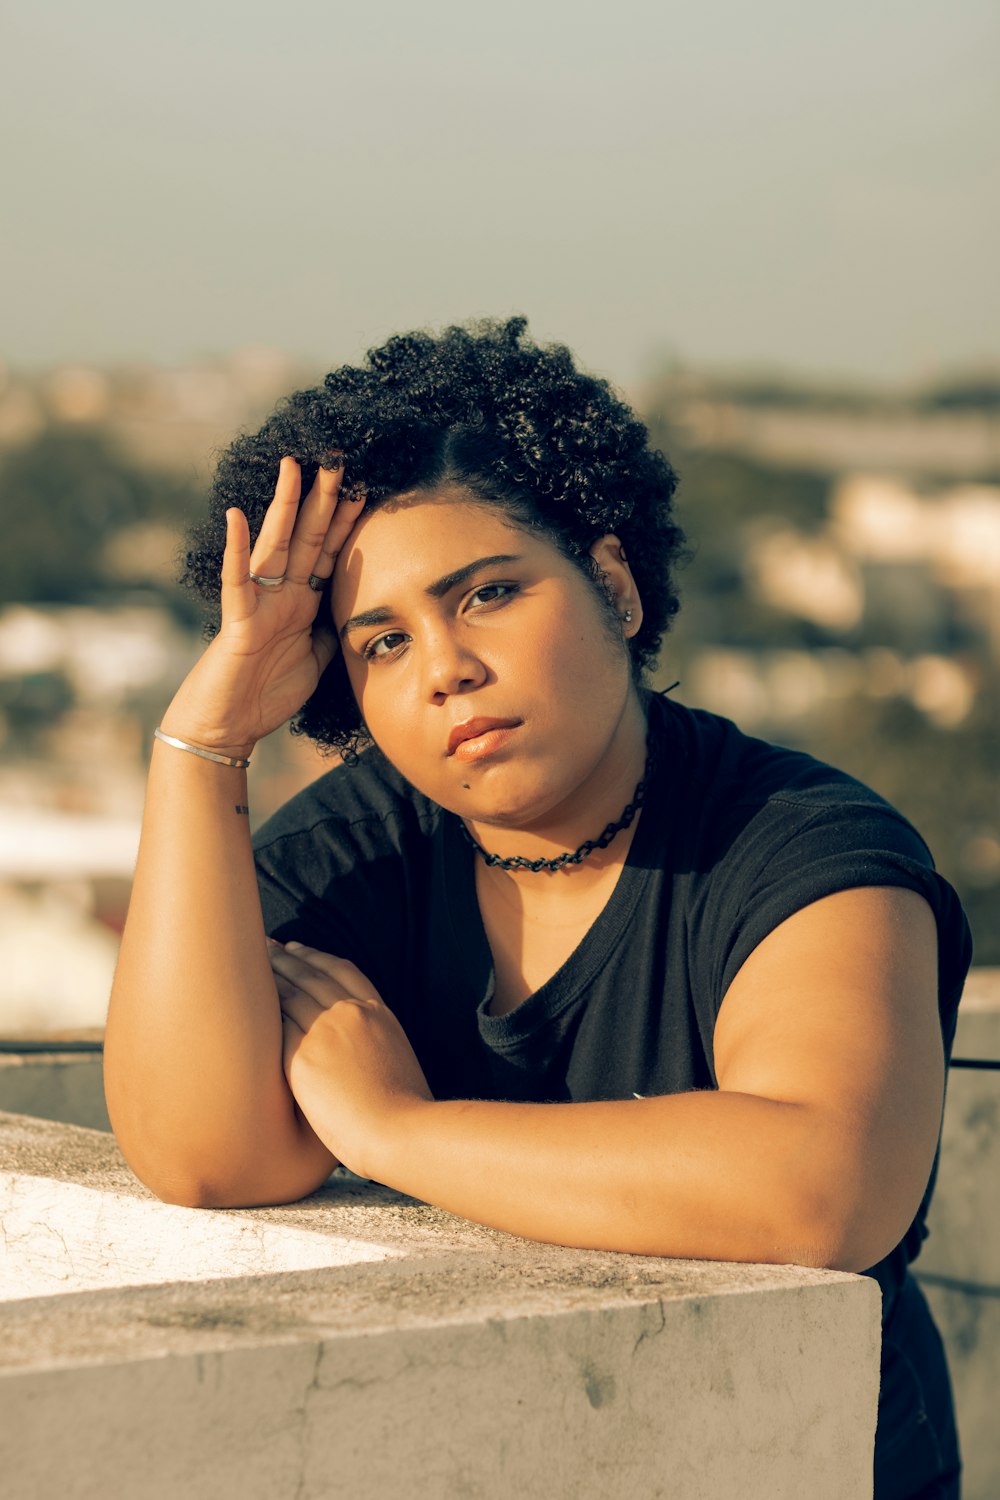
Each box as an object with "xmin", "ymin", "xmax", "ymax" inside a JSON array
[
  {"xmin": 0, "ymin": 1039, "xmax": 110, "ymax": 1132},
  {"xmin": 916, "ymin": 967, "xmax": 1000, "ymax": 1500},
  {"xmin": 0, "ymin": 1112, "xmax": 881, "ymax": 1500}
]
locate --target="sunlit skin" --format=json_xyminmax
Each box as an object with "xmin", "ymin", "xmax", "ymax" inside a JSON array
[
  {"xmin": 107, "ymin": 454, "xmax": 947, "ymax": 1273},
  {"xmin": 267, "ymin": 468, "xmax": 945, "ymax": 1268},
  {"xmin": 327, "ymin": 486, "xmax": 652, "ymax": 1013},
  {"xmin": 330, "ymin": 485, "xmax": 648, "ymax": 883}
]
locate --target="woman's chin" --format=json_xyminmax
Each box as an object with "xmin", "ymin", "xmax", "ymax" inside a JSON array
[{"xmin": 456, "ymin": 783, "xmax": 570, "ymax": 834}]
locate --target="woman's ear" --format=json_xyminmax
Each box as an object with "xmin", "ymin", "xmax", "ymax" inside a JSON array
[{"xmin": 588, "ymin": 535, "xmax": 643, "ymax": 638}]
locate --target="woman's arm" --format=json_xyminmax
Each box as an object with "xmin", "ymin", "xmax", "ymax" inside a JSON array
[
  {"xmin": 275, "ymin": 886, "xmax": 944, "ymax": 1269},
  {"xmin": 104, "ymin": 458, "xmax": 364, "ymax": 1207},
  {"xmin": 104, "ymin": 740, "xmax": 336, "ymax": 1207}
]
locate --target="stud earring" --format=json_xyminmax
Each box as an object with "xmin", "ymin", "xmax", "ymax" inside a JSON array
[{"xmin": 622, "ymin": 609, "xmax": 633, "ymax": 624}]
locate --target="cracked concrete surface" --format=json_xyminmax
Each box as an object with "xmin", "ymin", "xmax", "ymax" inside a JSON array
[
  {"xmin": 0, "ymin": 1172, "xmax": 403, "ymax": 1298},
  {"xmin": 0, "ymin": 1111, "xmax": 880, "ymax": 1499}
]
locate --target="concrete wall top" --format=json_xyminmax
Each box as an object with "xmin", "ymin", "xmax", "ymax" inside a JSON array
[
  {"xmin": 0, "ymin": 1109, "xmax": 872, "ymax": 1377},
  {"xmin": 958, "ymin": 968, "xmax": 1000, "ymax": 1008}
]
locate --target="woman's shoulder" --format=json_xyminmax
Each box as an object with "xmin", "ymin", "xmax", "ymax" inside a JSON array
[
  {"xmin": 653, "ymin": 692, "xmax": 909, "ymax": 828},
  {"xmin": 650, "ymin": 694, "xmax": 972, "ymax": 1007},
  {"xmin": 651, "ymin": 690, "xmax": 949, "ymax": 915},
  {"xmin": 252, "ymin": 744, "xmax": 441, "ymax": 864}
]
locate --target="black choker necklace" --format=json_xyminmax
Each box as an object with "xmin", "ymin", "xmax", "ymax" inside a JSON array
[{"xmin": 459, "ymin": 729, "xmax": 658, "ymax": 874}]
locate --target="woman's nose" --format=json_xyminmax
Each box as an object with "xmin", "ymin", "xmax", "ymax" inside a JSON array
[{"xmin": 422, "ymin": 628, "xmax": 487, "ymax": 701}]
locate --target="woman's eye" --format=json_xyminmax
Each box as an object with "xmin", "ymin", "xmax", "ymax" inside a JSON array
[
  {"xmin": 363, "ymin": 632, "xmax": 408, "ymax": 661},
  {"xmin": 468, "ymin": 582, "xmax": 517, "ymax": 608}
]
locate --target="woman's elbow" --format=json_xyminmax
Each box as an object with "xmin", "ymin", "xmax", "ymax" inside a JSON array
[
  {"xmin": 145, "ymin": 1174, "xmax": 220, "ymax": 1210},
  {"xmin": 114, "ymin": 1147, "xmax": 244, "ymax": 1210},
  {"xmin": 124, "ymin": 1138, "xmax": 339, "ymax": 1210},
  {"xmin": 789, "ymin": 1177, "xmax": 920, "ymax": 1274},
  {"xmin": 136, "ymin": 1165, "xmax": 324, "ymax": 1210}
]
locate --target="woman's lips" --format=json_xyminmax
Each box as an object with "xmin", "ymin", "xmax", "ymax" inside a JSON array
[{"xmin": 447, "ymin": 718, "xmax": 522, "ymax": 761}]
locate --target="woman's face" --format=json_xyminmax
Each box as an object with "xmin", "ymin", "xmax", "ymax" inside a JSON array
[{"xmin": 330, "ymin": 488, "xmax": 644, "ymax": 829}]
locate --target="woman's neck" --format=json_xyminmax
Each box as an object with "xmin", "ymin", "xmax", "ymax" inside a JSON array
[{"xmin": 462, "ymin": 690, "xmax": 650, "ymax": 891}]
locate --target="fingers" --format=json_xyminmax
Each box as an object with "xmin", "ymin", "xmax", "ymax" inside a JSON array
[
  {"xmin": 287, "ymin": 462, "xmax": 366, "ymax": 598},
  {"xmin": 273, "ymin": 969, "xmax": 323, "ymax": 1033},
  {"xmin": 268, "ymin": 941, "xmax": 382, "ymax": 1005},
  {"xmin": 247, "ymin": 455, "xmax": 303, "ymax": 584},
  {"xmin": 283, "ymin": 459, "xmax": 347, "ymax": 585},
  {"xmin": 286, "ymin": 942, "xmax": 382, "ymax": 1000},
  {"xmin": 219, "ymin": 507, "xmax": 256, "ymax": 625},
  {"xmin": 239, "ymin": 457, "xmax": 366, "ymax": 613},
  {"xmin": 308, "ymin": 483, "xmax": 368, "ymax": 591},
  {"xmin": 270, "ymin": 940, "xmax": 377, "ymax": 1041}
]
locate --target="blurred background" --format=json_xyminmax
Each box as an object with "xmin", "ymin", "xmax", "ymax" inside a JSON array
[{"xmin": 1, "ymin": 0, "xmax": 997, "ymax": 1030}]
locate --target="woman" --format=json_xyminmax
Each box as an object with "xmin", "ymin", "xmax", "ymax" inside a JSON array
[{"xmin": 105, "ymin": 317, "xmax": 970, "ymax": 1497}]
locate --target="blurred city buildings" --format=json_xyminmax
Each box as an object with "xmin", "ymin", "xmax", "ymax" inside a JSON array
[
  {"xmin": 662, "ymin": 373, "xmax": 1000, "ymax": 480},
  {"xmin": 690, "ymin": 475, "xmax": 1000, "ymax": 729},
  {"xmin": 1, "ymin": 353, "xmax": 998, "ymax": 1028},
  {"xmin": 0, "ymin": 348, "xmax": 315, "ymax": 479}
]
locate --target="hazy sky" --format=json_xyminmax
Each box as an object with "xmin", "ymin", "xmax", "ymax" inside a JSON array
[{"xmin": 3, "ymin": 0, "xmax": 997, "ymax": 388}]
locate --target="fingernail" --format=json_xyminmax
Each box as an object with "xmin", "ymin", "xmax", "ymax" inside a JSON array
[
  {"xmin": 265, "ymin": 936, "xmax": 283, "ymax": 947},
  {"xmin": 285, "ymin": 940, "xmax": 303, "ymax": 950}
]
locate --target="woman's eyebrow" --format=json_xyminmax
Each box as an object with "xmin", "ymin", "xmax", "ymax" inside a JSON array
[
  {"xmin": 339, "ymin": 554, "xmax": 523, "ymax": 641},
  {"xmin": 426, "ymin": 554, "xmax": 522, "ymax": 599}
]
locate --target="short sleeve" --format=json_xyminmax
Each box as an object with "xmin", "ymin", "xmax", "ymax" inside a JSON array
[
  {"xmin": 703, "ymin": 796, "xmax": 972, "ymax": 1049},
  {"xmin": 249, "ymin": 755, "xmax": 443, "ymax": 1026}
]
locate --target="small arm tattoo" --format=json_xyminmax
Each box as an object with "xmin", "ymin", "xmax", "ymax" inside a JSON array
[{"xmin": 234, "ymin": 804, "xmax": 250, "ymax": 816}]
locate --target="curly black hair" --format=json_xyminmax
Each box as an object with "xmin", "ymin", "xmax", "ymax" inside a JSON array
[{"xmin": 181, "ymin": 316, "xmax": 686, "ymax": 760}]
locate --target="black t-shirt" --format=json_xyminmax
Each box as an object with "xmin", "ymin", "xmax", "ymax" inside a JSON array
[{"xmin": 254, "ymin": 692, "xmax": 972, "ymax": 1318}]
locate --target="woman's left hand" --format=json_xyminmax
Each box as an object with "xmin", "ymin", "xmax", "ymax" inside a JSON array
[{"xmin": 268, "ymin": 940, "xmax": 433, "ymax": 1180}]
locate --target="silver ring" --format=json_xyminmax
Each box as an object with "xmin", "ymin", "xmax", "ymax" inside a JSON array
[
  {"xmin": 307, "ymin": 574, "xmax": 326, "ymax": 593},
  {"xmin": 249, "ymin": 570, "xmax": 285, "ymax": 589}
]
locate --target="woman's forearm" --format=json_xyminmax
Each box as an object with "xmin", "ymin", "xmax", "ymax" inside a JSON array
[
  {"xmin": 104, "ymin": 460, "xmax": 359, "ymax": 1206},
  {"xmin": 273, "ymin": 895, "xmax": 941, "ymax": 1271},
  {"xmin": 371, "ymin": 1091, "xmax": 884, "ymax": 1272},
  {"xmin": 104, "ymin": 732, "xmax": 335, "ymax": 1207}
]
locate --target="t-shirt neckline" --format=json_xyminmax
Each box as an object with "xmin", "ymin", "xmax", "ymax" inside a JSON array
[{"xmin": 441, "ymin": 696, "xmax": 676, "ymax": 1044}]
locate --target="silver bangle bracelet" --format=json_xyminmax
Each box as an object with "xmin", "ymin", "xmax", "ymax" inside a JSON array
[{"xmin": 153, "ymin": 728, "xmax": 251, "ymax": 769}]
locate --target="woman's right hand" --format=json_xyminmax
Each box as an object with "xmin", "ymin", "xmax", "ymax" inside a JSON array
[{"xmin": 160, "ymin": 456, "xmax": 366, "ymax": 757}]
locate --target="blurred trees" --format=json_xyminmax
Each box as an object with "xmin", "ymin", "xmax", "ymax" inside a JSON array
[
  {"xmin": 645, "ymin": 400, "xmax": 999, "ymax": 965},
  {"xmin": 801, "ymin": 689, "xmax": 999, "ymax": 967},
  {"xmin": 4, "ymin": 390, "xmax": 997, "ymax": 962},
  {"xmin": 663, "ymin": 450, "xmax": 836, "ymax": 656},
  {"xmin": 1, "ymin": 426, "xmax": 202, "ymax": 617}
]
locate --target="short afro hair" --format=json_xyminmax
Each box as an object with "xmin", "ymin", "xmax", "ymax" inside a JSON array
[{"xmin": 181, "ymin": 316, "xmax": 686, "ymax": 760}]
